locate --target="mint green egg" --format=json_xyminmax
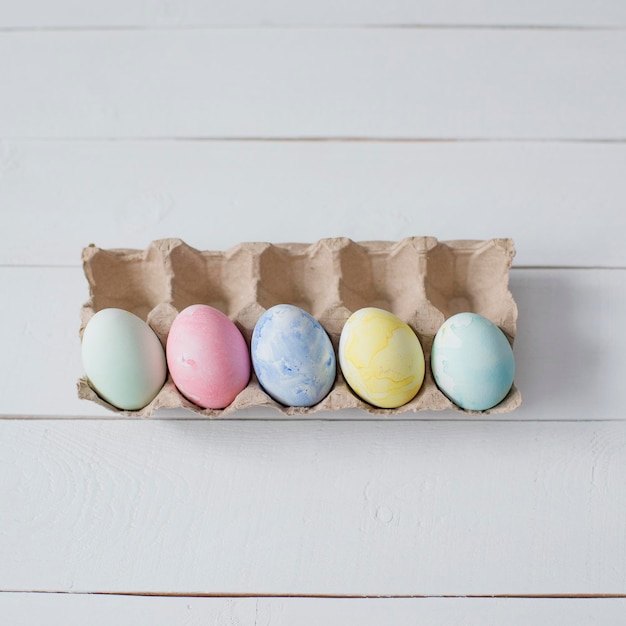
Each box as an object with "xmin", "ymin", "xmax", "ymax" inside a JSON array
[
  {"xmin": 81, "ymin": 308, "xmax": 167, "ymax": 410},
  {"xmin": 431, "ymin": 312, "xmax": 514, "ymax": 411}
]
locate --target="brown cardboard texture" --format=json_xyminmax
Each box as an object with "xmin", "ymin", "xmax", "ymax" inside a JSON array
[{"xmin": 78, "ymin": 237, "xmax": 520, "ymax": 417}]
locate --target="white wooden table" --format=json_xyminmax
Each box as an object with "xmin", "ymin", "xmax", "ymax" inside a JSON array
[{"xmin": 2, "ymin": 2, "xmax": 626, "ymax": 623}]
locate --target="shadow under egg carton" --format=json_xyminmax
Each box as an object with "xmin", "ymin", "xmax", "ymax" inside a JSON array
[{"xmin": 77, "ymin": 237, "xmax": 521, "ymax": 417}]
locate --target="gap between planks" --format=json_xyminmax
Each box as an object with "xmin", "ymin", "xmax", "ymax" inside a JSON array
[
  {"xmin": 1, "ymin": 24, "xmax": 625, "ymax": 34},
  {"xmin": 3, "ymin": 415, "xmax": 626, "ymax": 422},
  {"xmin": 2, "ymin": 263, "xmax": 626, "ymax": 271},
  {"xmin": 3, "ymin": 590, "xmax": 626, "ymax": 599},
  {"xmin": 4, "ymin": 136, "xmax": 626, "ymax": 143}
]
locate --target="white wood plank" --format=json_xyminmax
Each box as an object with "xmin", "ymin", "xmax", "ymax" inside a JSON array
[
  {"xmin": 2, "ymin": 0, "xmax": 626, "ymax": 28},
  {"xmin": 0, "ymin": 266, "xmax": 623, "ymax": 420},
  {"xmin": 1, "ymin": 419, "xmax": 626, "ymax": 595},
  {"xmin": 2, "ymin": 141, "xmax": 625, "ymax": 268},
  {"xmin": 1, "ymin": 30, "xmax": 625, "ymax": 140},
  {"xmin": 2, "ymin": 594, "xmax": 626, "ymax": 626}
]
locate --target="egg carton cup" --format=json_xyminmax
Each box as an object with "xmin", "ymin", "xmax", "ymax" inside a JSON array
[{"xmin": 78, "ymin": 237, "xmax": 521, "ymax": 417}]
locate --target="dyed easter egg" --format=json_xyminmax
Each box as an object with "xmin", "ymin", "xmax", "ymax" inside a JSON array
[
  {"xmin": 431, "ymin": 312, "xmax": 515, "ymax": 411},
  {"xmin": 338, "ymin": 307, "xmax": 425, "ymax": 409},
  {"xmin": 81, "ymin": 308, "xmax": 167, "ymax": 410},
  {"xmin": 166, "ymin": 304, "xmax": 250, "ymax": 409},
  {"xmin": 251, "ymin": 304, "xmax": 336, "ymax": 407}
]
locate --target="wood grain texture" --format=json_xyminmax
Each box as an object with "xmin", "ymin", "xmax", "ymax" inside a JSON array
[
  {"xmin": 1, "ymin": 30, "xmax": 625, "ymax": 140},
  {"xmin": 2, "ymin": 594, "xmax": 626, "ymax": 625},
  {"xmin": 2, "ymin": 0, "xmax": 626, "ymax": 28},
  {"xmin": 1, "ymin": 0, "xmax": 624, "ymax": 612},
  {"xmin": 2, "ymin": 141, "xmax": 625, "ymax": 268},
  {"xmin": 0, "ymin": 266, "xmax": 623, "ymax": 420},
  {"xmin": 1, "ymin": 419, "xmax": 626, "ymax": 595}
]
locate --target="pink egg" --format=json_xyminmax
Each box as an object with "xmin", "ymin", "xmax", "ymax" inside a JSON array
[{"xmin": 166, "ymin": 304, "xmax": 250, "ymax": 409}]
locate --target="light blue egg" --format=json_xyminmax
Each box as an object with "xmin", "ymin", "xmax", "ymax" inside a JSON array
[
  {"xmin": 431, "ymin": 312, "xmax": 515, "ymax": 411},
  {"xmin": 251, "ymin": 304, "xmax": 336, "ymax": 407}
]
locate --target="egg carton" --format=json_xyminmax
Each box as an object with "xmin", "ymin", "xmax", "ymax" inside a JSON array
[{"xmin": 77, "ymin": 237, "xmax": 521, "ymax": 417}]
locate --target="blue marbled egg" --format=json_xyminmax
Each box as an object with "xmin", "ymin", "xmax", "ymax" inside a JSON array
[
  {"xmin": 251, "ymin": 304, "xmax": 336, "ymax": 407},
  {"xmin": 431, "ymin": 312, "xmax": 515, "ymax": 411}
]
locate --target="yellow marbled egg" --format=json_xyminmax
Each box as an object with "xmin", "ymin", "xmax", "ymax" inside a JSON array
[{"xmin": 338, "ymin": 307, "xmax": 425, "ymax": 409}]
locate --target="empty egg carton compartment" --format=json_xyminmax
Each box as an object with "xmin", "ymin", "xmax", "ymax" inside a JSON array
[{"xmin": 78, "ymin": 237, "xmax": 521, "ymax": 417}]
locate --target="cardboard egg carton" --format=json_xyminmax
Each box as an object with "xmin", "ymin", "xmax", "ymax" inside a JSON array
[{"xmin": 78, "ymin": 237, "xmax": 521, "ymax": 417}]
